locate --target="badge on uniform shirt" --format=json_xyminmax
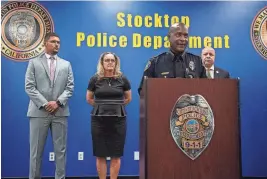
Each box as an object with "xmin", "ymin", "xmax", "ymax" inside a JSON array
[
  {"xmin": 144, "ymin": 61, "xmax": 151, "ymax": 71},
  {"xmin": 189, "ymin": 61, "xmax": 195, "ymax": 71}
]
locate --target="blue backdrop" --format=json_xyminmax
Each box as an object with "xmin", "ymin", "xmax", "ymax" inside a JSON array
[{"xmin": 1, "ymin": 1, "xmax": 267, "ymax": 177}]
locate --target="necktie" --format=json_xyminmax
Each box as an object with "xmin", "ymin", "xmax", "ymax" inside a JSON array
[
  {"xmin": 206, "ymin": 68, "xmax": 212, "ymax": 79},
  {"xmin": 50, "ymin": 56, "xmax": 56, "ymax": 82}
]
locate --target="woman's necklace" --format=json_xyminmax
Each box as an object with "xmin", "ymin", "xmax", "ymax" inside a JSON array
[{"xmin": 107, "ymin": 78, "xmax": 112, "ymax": 86}]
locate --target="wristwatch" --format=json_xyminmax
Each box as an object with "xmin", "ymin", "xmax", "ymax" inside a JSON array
[{"xmin": 56, "ymin": 100, "xmax": 62, "ymax": 107}]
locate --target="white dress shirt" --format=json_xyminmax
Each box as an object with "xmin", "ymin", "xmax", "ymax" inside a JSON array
[
  {"xmin": 42, "ymin": 54, "xmax": 58, "ymax": 107},
  {"xmin": 45, "ymin": 53, "xmax": 57, "ymax": 70}
]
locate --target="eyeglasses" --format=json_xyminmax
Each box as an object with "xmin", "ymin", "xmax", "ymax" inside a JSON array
[{"xmin": 103, "ymin": 59, "xmax": 116, "ymax": 63}]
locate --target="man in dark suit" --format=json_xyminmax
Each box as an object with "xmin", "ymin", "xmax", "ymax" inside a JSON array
[{"xmin": 201, "ymin": 47, "xmax": 230, "ymax": 79}]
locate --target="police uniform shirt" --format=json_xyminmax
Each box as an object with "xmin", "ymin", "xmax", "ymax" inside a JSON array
[{"xmin": 138, "ymin": 51, "xmax": 207, "ymax": 94}]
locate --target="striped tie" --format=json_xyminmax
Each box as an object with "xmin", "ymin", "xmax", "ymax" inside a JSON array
[{"xmin": 50, "ymin": 56, "xmax": 56, "ymax": 82}]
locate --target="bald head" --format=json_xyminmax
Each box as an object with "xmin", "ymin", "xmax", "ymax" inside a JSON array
[
  {"xmin": 168, "ymin": 22, "xmax": 189, "ymax": 54},
  {"xmin": 202, "ymin": 47, "xmax": 215, "ymax": 55},
  {"xmin": 201, "ymin": 47, "xmax": 216, "ymax": 68},
  {"xmin": 168, "ymin": 22, "xmax": 188, "ymax": 36}
]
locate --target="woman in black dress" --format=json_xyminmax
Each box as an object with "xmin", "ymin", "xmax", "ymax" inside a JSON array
[{"xmin": 86, "ymin": 52, "xmax": 132, "ymax": 179}]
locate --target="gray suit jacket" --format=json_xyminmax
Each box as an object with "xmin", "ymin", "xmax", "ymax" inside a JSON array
[{"xmin": 25, "ymin": 53, "xmax": 74, "ymax": 117}]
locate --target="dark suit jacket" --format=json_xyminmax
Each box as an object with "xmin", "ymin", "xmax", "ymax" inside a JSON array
[{"xmin": 214, "ymin": 66, "xmax": 230, "ymax": 78}]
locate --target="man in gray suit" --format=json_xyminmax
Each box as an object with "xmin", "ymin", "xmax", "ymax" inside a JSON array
[
  {"xmin": 201, "ymin": 47, "xmax": 230, "ymax": 79},
  {"xmin": 25, "ymin": 32, "xmax": 74, "ymax": 179}
]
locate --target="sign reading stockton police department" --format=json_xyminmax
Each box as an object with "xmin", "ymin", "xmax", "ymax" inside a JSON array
[
  {"xmin": 77, "ymin": 12, "xmax": 230, "ymax": 49},
  {"xmin": 251, "ymin": 6, "xmax": 267, "ymax": 60},
  {"xmin": 170, "ymin": 94, "xmax": 214, "ymax": 160},
  {"xmin": 1, "ymin": 1, "xmax": 54, "ymax": 61}
]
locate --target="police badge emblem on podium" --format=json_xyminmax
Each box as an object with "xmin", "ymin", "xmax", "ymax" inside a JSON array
[{"xmin": 170, "ymin": 94, "xmax": 215, "ymax": 160}]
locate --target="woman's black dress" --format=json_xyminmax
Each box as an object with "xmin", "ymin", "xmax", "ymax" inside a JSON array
[{"xmin": 87, "ymin": 75, "xmax": 131, "ymax": 157}]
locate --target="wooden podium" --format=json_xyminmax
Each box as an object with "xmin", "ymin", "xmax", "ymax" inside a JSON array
[{"xmin": 139, "ymin": 78, "xmax": 241, "ymax": 179}]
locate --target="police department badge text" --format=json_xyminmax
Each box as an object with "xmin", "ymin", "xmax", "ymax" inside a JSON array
[
  {"xmin": 170, "ymin": 94, "xmax": 215, "ymax": 160},
  {"xmin": 1, "ymin": 1, "xmax": 54, "ymax": 61},
  {"xmin": 251, "ymin": 7, "xmax": 267, "ymax": 60}
]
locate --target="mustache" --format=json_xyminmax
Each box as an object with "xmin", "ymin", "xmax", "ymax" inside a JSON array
[{"xmin": 204, "ymin": 57, "xmax": 212, "ymax": 60}]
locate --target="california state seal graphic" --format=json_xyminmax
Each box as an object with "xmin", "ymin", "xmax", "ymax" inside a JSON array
[
  {"xmin": 1, "ymin": 1, "xmax": 54, "ymax": 61},
  {"xmin": 170, "ymin": 94, "xmax": 214, "ymax": 160},
  {"xmin": 251, "ymin": 6, "xmax": 267, "ymax": 60}
]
